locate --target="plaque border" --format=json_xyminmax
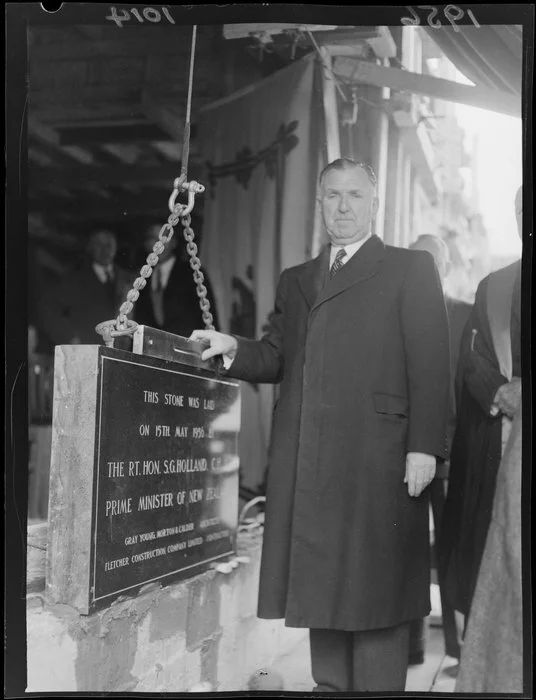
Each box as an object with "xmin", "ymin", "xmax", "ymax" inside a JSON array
[{"xmin": 89, "ymin": 351, "xmax": 240, "ymax": 608}]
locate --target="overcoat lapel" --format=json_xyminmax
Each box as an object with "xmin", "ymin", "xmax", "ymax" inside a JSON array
[
  {"xmin": 312, "ymin": 235, "xmax": 385, "ymax": 312},
  {"xmin": 297, "ymin": 245, "xmax": 330, "ymax": 308}
]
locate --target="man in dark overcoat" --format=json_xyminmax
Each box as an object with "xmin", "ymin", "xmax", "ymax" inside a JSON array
[
  {"xmin": 37, "ymin": 229, "xmax": 134, "ymax": 345},
  {"xmin": 438, "ymin": 186, "xmax": 522, "ymax": 623},
  {"xmin": 191, "ymin": 158, "xmax": 451, "ymax": 692}
]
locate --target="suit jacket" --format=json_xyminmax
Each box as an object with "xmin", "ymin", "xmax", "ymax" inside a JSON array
[
  {"xmin": 223, "ymin": 235, "xmax": 451, "ymax": 631},
  {"xmin": 134, "ymin": 256, "xmax": 219, "ymax": 337},
  {"xmin": 445, "ymin": 296, "xmax": 472, "ymax": 448},
  {"xmin": 37, "ymin": 261, "xmax": 134, "ymax": 346}
]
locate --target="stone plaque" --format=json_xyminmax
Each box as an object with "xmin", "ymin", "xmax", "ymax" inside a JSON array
[{"xmin": 46, "ymin": 345, "xmax": 240, "ymax": 614}]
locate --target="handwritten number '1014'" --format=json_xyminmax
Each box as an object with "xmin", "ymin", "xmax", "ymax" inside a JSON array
[
  {"xmin": 401, "ymin": 5, "xmax": 480, "ymax": 31},
  {"xmin": 106, "ymin": 6, "xmax": 176, "ymax": 27}
]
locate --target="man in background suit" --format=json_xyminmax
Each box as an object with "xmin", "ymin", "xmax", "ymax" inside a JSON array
[
  {"xmin": 37, "ymin": 229, "xmax": 134, "ymax": 346},
  {"xmin": 134, "ymin": 224, "xmax": 219, "ymax": 338},
  {"xmin": 190, "ymin": 158, "xmax": 451, "ymax": 692},
  {"xmin": 408, "ymin": 234, "xmax": 472, "ymax": 662}
]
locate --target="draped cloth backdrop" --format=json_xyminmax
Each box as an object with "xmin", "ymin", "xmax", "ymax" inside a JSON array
[{"xmin": 198, "ymin": 53, "xmax": 325, "ymax": 493}]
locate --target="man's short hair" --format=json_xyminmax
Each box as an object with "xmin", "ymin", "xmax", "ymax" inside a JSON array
[{"xmin": 319, "ymin": 158, "xmax": 378, "ymax": 189}]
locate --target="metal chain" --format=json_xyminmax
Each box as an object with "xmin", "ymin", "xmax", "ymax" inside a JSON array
[
  {"xmin": 181, "ymin": 212, "xmax": 215, "ymax": 330},
  {"xmin": 95, "ymin": 177, "xmax": 213, "ymax": 346}
]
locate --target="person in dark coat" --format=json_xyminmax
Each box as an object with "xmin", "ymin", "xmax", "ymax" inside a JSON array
[
  {"xmin": 37, "ymin": 229, "xmax": 134, "ymax": 346},
  {"xmin": 191, "ymin": 158, "xmax": 451, "ymax": 692},
  {"xmin": 438, "ymin": 186, "xmax": 522, "ymax": 626},
  {"xmin": 407, "ymin": 234, "xmax": 472, "ymax": 662},
  {"xmin": 134, "ymin": 224, "xmax": 219, "ymax": 337}
]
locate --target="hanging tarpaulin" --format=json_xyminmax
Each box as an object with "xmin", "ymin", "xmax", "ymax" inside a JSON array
[
  {"xmin": 198, "ymin": 53, "xmax": 324, "ymax": 492},
  {"xmin": 423, "ymin": 25, "xmax": 522, "ymax": 97}
]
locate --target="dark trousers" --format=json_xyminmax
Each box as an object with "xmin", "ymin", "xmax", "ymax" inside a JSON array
[
  {"xmin": 408, "ymin": 476, "xmax": 461, "ymax": 661},
  {"xmin": 310, "ymin": 623, "xmax": 411, "ymax": 692},
  {"xmin": 430, "ymin": 475, "xmax": 461, "ymax": 659}
]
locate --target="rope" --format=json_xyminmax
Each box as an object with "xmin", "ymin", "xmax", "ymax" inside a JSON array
[{"xmin": 181, "ymin": 25, "xmax": 197, "ymax": 179}]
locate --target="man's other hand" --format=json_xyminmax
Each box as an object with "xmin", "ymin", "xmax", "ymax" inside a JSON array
[
  {"xmin": 493, "ymin": 377, "xmax": 521, "ymax": 418},
  {"xmin": 189, "ymin": 329, "xmax": 238, "ymax": 362},
  {"xmin": 404, "ymin": 452, "xmax": 436, "ymax": 497}
]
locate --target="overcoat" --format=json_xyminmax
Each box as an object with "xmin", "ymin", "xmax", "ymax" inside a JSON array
[{"xmin": 226, "ymin": 236, "xmax": 451, "ymax": 631}]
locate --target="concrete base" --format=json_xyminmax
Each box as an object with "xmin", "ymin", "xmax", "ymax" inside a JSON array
[{"xmin": 27, "ymin": 523, "xmax": 307, "ymax": 693}]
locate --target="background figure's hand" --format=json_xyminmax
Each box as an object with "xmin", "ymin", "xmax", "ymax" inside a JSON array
[
  {"xmin": 404, "ymin": 452, "xmax": 436, "ymax": 497},
  {"xmin": 189, "ymin": 329, "xmax": 238, "ymax": 362},
  {"xmin": 493, "ymin": 377, "xmax": 521, "ymax": 418}
]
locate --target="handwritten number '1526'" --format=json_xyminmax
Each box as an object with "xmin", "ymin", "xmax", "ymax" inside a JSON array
[
  {"xmin": 401, "ymin": 5, "xmax": 480, "ymax": 31},
  {"xmin": 106, "ymin": 6, "xmax": 176, "ymax": 27}
]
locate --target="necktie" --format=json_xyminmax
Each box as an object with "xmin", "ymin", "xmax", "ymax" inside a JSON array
[
  {"xmin": 152, "ymin": 266, "xmax": 165, "ymax": 327},
  {"xmin": 330, "ymin": 248, "xmax": 347, "ymax": 278},
  {"xmin": 103, "ymin": 268, "xmax": 115, "ymax": 305}
]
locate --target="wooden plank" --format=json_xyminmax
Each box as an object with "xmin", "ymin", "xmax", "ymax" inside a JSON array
[
  {"xmin": 28, "ymin": 163, "xmax": 186, "ymax": 187},
  {"xmin": 333, "ymin": 58, "xmax": 521, "ymax": 117},
  {"xmin": 59, "ymin": 122, "xmax": 171, "ymax": 146},
  {"xmin": 31, "ymin": 103, "xmax": 149, "ymax": 124},
  {"xmin": 141, "ymin": 90, "xmax": 185, "ymax": 142},
  {"xmin": 28, "ymin": 190, "xmax": 185, "ymax": 219},
  {"xmin": 151, "ymin": 141, "xmax": 182, "ymax": 162},
  {"xmin": 100, "ymin": 144, "xmax": 143, "ymax": 165},
  {"xmin": 30, "ymin": 85, "xmax": 144, "ymax": 106},
  {"xmin": 28, "ymin": 147, "xmax": 53, "ymax": 166},
  {"xmin": 29, "ymin": 118, "xmax": 95, "ymax": 164},
  {"xmin": 31, "ymin": 36, "xmax": 190, "ymax": 62},
  {"xmin": 223, "ymin": 23, "xmax": 340, "ymax": 40},
  {"xmin": 320, "ymin": 47, "xmax": 341, "ymax": 162}
]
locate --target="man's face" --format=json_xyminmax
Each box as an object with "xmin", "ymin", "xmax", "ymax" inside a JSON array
[
  {"xmin": 320, "ymin": 166, "xmax": 379, "ymax": 246},
  {"xmin": 89, "ymin": 231, "xmax": 117, "ymax": 266},
  {"xmin": 144, "ymin": 225, "xmax": 176, "ymax": 263},
  {"xmin": 515, "ymin": 187, "xmax": 522, "ymax": 240}
]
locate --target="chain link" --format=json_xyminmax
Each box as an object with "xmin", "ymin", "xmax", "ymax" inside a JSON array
[
  {"xmin": 181, "ymin": 213, "xmax": 215, "ymax": 330},
  {"xmin": 95, "ymin": 179, "xmax": 213, "ymax": 346}
]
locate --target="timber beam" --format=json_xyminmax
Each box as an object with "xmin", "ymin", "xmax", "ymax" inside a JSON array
[
  {"xmin": 27, "ymin": 163, "xmax": 192, "ymax": 188},
  {"xmin": 332, "ymin": 58, "xmax": 521, "ymax": 118}
]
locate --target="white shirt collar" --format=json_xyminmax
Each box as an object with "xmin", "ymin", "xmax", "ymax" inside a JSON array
[
  {"xmin": 152, "ymin": 255, "xmax": 176, "ymax": 290},
  {"xmin": 329, "ymin": 233, "xmax": 372, "ymax": 267},
  {"xmin": 92, "ymin": 263, "xmax": 114, "ymax": 283}
]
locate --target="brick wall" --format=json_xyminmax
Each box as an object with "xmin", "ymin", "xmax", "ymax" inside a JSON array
[{"xmin": 26, "ymin": 524, "xmax": 306, "ymax": 692}]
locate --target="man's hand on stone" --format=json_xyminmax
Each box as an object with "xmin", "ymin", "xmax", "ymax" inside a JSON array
[
  {"xmin": 492, "ymin": 377, "xmax": 521, "ymax": 418},
  {"xmin": 189, "ymin": 329, "xmax": 238, "ymax": 363},
  {"xmin": 404, "ymin": 452, "xmax": 436, "ymax": 497}
]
